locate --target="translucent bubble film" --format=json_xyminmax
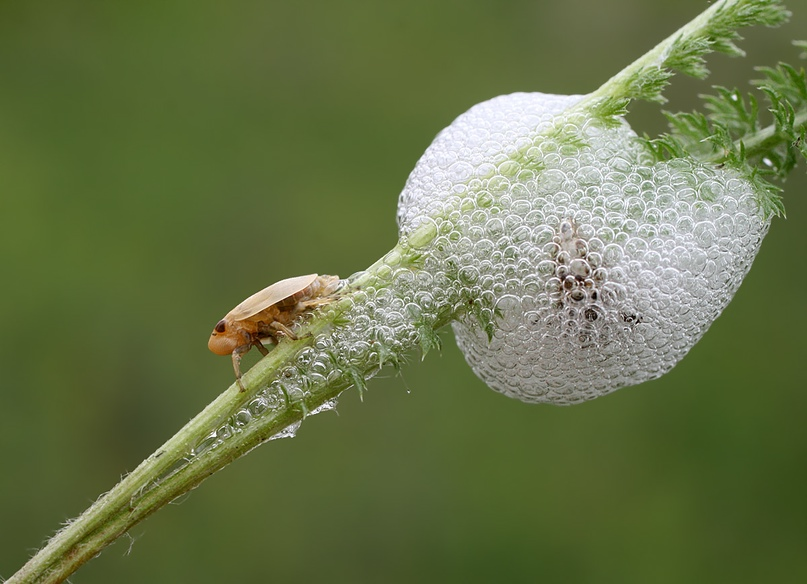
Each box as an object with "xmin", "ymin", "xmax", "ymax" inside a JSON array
[{"xmin": 397, "ymin": 92, "xmax": 770, "ymax": 404}]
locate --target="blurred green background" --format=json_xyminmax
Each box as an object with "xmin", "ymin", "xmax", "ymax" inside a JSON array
[{"xmin": 1, "ymin": 1, "xmax": 805, "ymax": 582}]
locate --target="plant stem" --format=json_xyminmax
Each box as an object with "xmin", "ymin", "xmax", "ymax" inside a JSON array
[
  {"xmin": 7, "ymin": 235, "xmax": 431, "ymax": 584},
  {"xmin": 6, "ymin": 356, "xmax": 299, "ymax": 583},
  {"xmin": 728, "ymin": 107, "xmax": 807, "ymax": 159},
  {"xmin": 579, "ymin": 0, "xmax": 729, "ymax": 108}
]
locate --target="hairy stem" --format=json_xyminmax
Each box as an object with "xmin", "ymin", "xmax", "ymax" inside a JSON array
[
  {"xmin": 8, "ymin": 234, "xmax": 432, "ymax": 584},
  {"xmin": 729, "ymin": 107, "xmax": 807, "ymax": 159}
]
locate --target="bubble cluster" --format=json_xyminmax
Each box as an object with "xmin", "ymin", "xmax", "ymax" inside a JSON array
[
  {"xmin": 397, "ymin": 92, "xmax": 769, "ymax": 404},
  {"xmin": 195, "ymin": 89, "xmax": 771, "ymax": 450}
]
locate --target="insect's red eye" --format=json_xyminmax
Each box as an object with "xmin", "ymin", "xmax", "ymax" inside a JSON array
[{"xmin": 215, "ymin": 320, "xmax": 226, "ymax": 334}]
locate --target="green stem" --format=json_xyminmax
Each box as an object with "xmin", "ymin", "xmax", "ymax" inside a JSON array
[
  {"xmin": 578, "ymin": 0, "xmax": 735, "ymax": 110},
  {"xmin": 8, "ymin": 387, "xmax": 243, "ymax": 583},
  {"xmin": 730, "ymin": 107, "xmax": 807, "ymax": 159},
  {"xmin": 511, "ymin": 0, "xmax": 787, "ymax": 165},
  {"xmin": 7, "ymin": 234, "xmax": 433, "ymax": 584},
  {"xmin": 569, "ymin": 0, "xmax": 788, "ymax": 125}
]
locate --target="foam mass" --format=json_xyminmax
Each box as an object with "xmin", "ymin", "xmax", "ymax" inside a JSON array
[{"xmin": 397, "ymin": 92, "xmax": 769, "ymax": 404}]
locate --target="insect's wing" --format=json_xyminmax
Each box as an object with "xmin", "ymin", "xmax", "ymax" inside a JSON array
[{"xmin": 228, "ymin": 274, "xmax": 319, "ymax": 321}]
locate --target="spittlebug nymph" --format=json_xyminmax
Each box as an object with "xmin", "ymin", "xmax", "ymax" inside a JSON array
[{"xmin": 208, "ymin": 274, "xmax": 341, "ymax": 391}]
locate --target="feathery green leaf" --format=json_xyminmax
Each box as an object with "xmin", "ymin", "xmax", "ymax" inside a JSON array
[{"xmin": 643, "ymin": 39, "xmax": 807, "ymax": 218}]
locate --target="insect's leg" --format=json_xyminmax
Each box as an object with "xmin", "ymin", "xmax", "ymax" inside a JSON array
[
  {"xmin": 231, "ymin": 351, "xmax": 246, "ymax": 392},
  {"xmin": 252, "ymin": 339, "xmax": 270, "ymax": 356},
  {"xmin": 271, "ymin": 321, "xmax": 298, "ymax": 340},
  {"xmin": 297, "ymin": 297, "xmax": 335, "ymax": 309}
]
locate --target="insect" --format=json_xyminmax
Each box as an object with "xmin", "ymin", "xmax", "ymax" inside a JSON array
[{"xmin": 208, "ymin": 274, "xmax": 341, "ymax": 391}]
